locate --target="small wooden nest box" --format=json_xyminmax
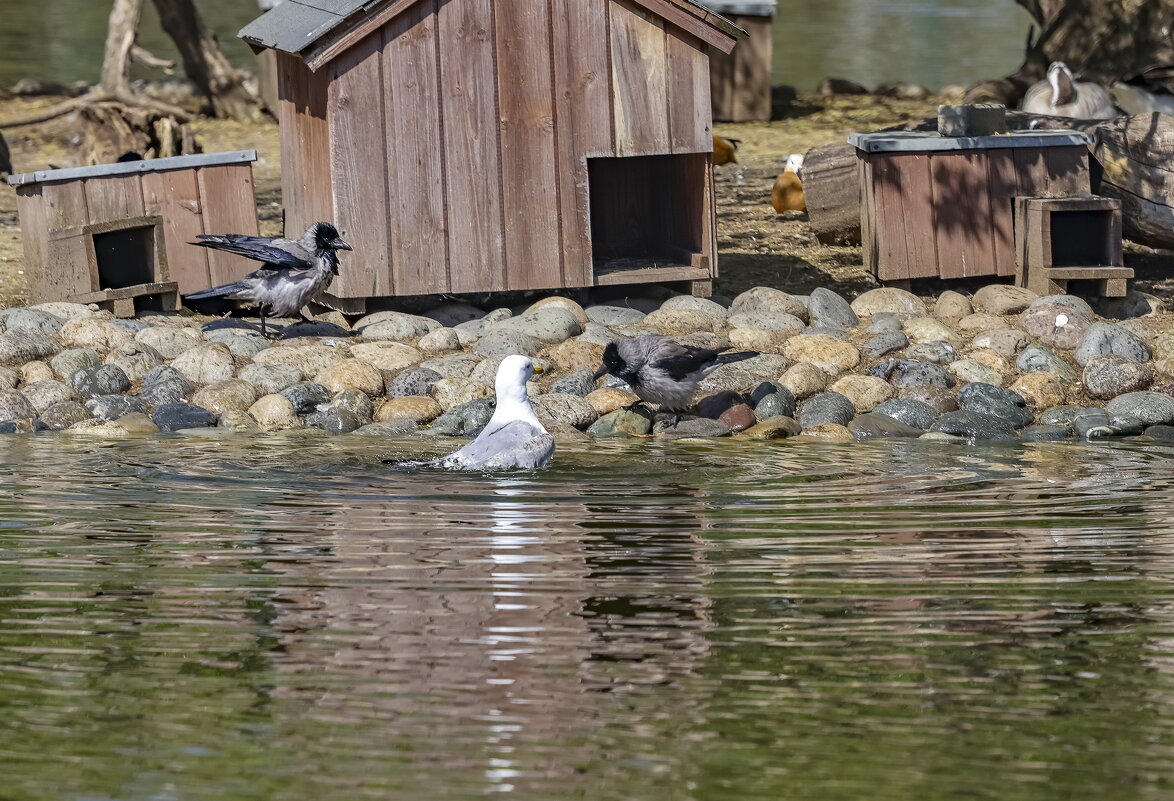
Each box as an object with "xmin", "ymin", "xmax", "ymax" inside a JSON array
[
  {"xmin": 850, "ymin": 128, "xmax": 1093, "ymax": 283},
  {"xmin": 700, "ymin": 0, "xmax": 775, "ymax": 122},
  {"xmin": 7, "ymin": 151, "xmax": 262, "ymax": 316},
  {"xmin": 240, "ymin": 0, "xmax": 745, "ymax": 310}
]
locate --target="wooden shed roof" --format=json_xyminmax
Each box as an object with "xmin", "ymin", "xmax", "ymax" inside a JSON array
[{"xmin": 241, "ymin": 0, "xmax": 745, "ymax": 69}]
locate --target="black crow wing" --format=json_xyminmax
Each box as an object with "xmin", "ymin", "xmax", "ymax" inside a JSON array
[
  {"xmin": 191, "ymin": 234, "xmax": 312, "ymax": 271},
  {"xmin": 649, "ymin": 342, "xmax": 720, "ymax": 380}
]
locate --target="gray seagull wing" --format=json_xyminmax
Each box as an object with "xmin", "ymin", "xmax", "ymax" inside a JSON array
[{"xmin": 443, "ymin": 420, "xmax": 555, "ymax": 470}]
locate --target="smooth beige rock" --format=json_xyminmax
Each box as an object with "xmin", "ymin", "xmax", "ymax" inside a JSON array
[
  {"xmin": 957, "ymin": 312, "xmax": 1008, "ymax": 333},
  {"xmin": 171, "ymin": 343, "xmax": 235, "ymax": 385},
  {"xmin": 192, "ymin": 379, "xmax": 258, "ymax": 414},
  {"xmin": 376, "ymin": 395, "xmax": 442, "ymax": 423},
  {"xmin": 57, "ymin": 318, "xmax": 134, "ymax": 352},
  {"xmin": 902, "ymin": 316, "xmax": 962, "ymax": 348},
  {"xmin": 218, "ymin": 410, "xmax": 261, "ymax": 432},
  {"xmin": 973, "ymin": 284, "xmax": 1038, "ymax": 315},
  {"xmin": 252, "ymin": 344, "xmax": 348, "ymax": 377},
  {"xmin": 729, "ymin": 287, "xmax": 808, "ymax": 321},
  {"xmin": 526, "ymin": 296, "xmax": 589, "ymax": 327},
  {"xmin": 947, "ymin": 358, "xmax": 1004, "ymax": 386},
  {"xmin": 740, "ymin": 416, "xmax": 801, "ymax": 439},
  {"xmin": 850, "ymin": 287, "xmax": 927, "ymax": 317},
  {"xmin": 965, "ymin": 348, "xmax": 1011, "ymax": 374},
  {"xmin": 829, "ymin": 374, "xmax": 893, "ymax": 412},
  {"xmin": 1010, "ymin": 372, "xmax": 1066, "ymax": 408},
  {"xmin": 248, "ymin": 394, "xmax": 302, "ymax": 431},
  {"xmin": 643, "ymin": 308, "xmax": 724, "ymax": 334},
  {"xmin": 104, "ymin": 343, "xmax": 164, "ymax": 382},
  {"xmin": 315, "ymin": 359, "xmax": 384, "ymax": 398},
  {"xmin": 783, "ymin": 334, "xmax": 860, "ymax": 376},
  {"xmin": 20, "ymin": 361, "xmax": 55, "ymax": 385},
  {"xmin": 430, "ymin": 377, "xmax": 493, "ymax": 409},
  {"xmin": 728, "ymin": 326, "xmax": 794, "ymax": 354},
  {"xmin": 21, "ymin": 379, "xmax": 75, "ymax": 413},
  {"xmin": 933, "ymin": 290, "xmax": 973, "ymax": 321},
  {"xmin": 969, "ymin": 328, "xmax": 1029, "ymax": 356},
  {"xmin": 347, "ymin": 341, "xmax": 423, "ymax": 372},
  {"xmin": 586, "ymin": 387, "xmax": 638, "ymax": 415},
  {"xmin": 544, "ymin": 340, "xmax": 605, "ymax": 373},
  {"xmin": 135, "ymin": 326, "xmax": 202, "ymax": 359},
  {"xmin": 417, "ymin": 327, "xmax": 461, "ymax": 353},
  {"xmin": 65, "ymin": 412, "xmax": 159, "ymax": 437},
  {"xmin": 534, "ymin": 393, "xmax": 599, "ymax": 429},
  {"xmin": 779, "ymin": 362, "xmax": 827, "ymax": 399}
]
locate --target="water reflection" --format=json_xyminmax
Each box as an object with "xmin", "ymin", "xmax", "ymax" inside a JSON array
[{"xmin": 0, "ymin": 436, "xmax": 1172, "ymax": 800}]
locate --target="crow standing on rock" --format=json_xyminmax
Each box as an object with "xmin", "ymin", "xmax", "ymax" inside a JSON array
[
  {"xmin": 185, "ymin": 221, "xmax": 352, "ymax": 337},
  {"xmin": 594, "ymin": 334, "xmax": 757, "ymax": 412}
]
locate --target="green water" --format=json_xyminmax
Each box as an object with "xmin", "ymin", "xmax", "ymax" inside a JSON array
[
  {"xmin": 2, "ymin": 434, "xmax": 1173, "ymax": 800},
  {"xmin": 0, "ymin": 0, "xmax": 1032, "ymax": 91}
]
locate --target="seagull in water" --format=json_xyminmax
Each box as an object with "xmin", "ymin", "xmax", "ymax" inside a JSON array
[
  {"xmin": 184, "ymin": 221, "xmax": 352, "ymax": 338},
  {"xmin": 430, "ymin": 355, "xmax": 555, "ymax": 470},
  {"xmin": 593, "ymin": 334, "xmax": 757, "ymax": 411}
]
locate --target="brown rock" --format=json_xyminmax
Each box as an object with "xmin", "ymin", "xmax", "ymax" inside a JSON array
[
  {"xmin": 718, "ymin": 403, "xmax": 756, "ymax": 431},
  {"xmin": 1009, "ymin": 372, "xmax": 1066, "ymax": 408},
  {"xmin": 973, "ymin": 284, "xmax": 1038, "ymax": 315},
  {"xmin": 248, "ymin": 394, "xmax": 302, "ymax": 431},
  {"xmin": 933, "ymin": 290, "xmax": 973, "ymax": 321},
  {"xmin": 376, "ymin": 395, "xmax": 442, "ymax": 423},
  {"xmin": 545, "ymin": 339, "xmax": 605, "ymax": 373},
  {"xmin": 957, "ymin": 312, "xmax": 1007, "ymax": 333},
  {"xmin": 779, "ymin": 363, "xmax": 827, "ymax": 399},
  {"xmin": 20, "ymin": 361, "xmax": 55, "ymax": 385},
  {"xmin": 586, "ymin": 387, "xmax": 638, "ymax": 415},
  {"xmin": 526, "ymin": 296, "xmax": 589, "ymax": 327},
  {"xmin": 348, "ymin": 341, "xmax": 424, "ymax": 372},
  {"xmin": 192, "ymin": 379, "xmax": 258, "ymax": 414},
  {"xmin": 793, "ymin": 423, "xmax": 854, "ymax": 443},
  {"xmin": 315, "ymin": 359, "xmax": 385, "ymax": 398},
  {"xmin": 783, "ymin": 334, "xmax": 860, "ymax": 376},
  {"xmin": 740, "ymin": 415, "xmax": 801, "ymax": 439},
  {"xmin": 829, "ymin": 375, "xmax": 893, "ymax": 412},
  {"xmin": 849, "ymin": 287, "xmax": 927, "ymax": 317},
  {"xmin": 899, "ymin": 384, "xmax": 958, "ymax": 414}
]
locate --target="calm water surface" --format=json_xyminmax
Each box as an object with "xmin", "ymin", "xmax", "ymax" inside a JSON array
[
  {"xmin": 1, "ymin": 0, "xmax": 1032, "ymax": 91},
  {"xmin": 2, "ymin": 434, "xmax": 1174, "ymax": 800}
]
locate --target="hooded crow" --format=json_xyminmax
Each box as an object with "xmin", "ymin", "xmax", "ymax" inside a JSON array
[
  {"xmin": 593, "ymin": 334, "xmax": 758, "ymax": 411},
  {"xmin": 185, "ymin": 221, "xmax": 352, "ymax": 337}
]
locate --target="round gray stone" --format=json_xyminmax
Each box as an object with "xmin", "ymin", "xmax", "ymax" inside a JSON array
[
  {"xmin": 237, "ymin": 363, "xmax": 303, "ymax": 395},
  {"xmin": 1074, "ymin": 321, "xmax": 1151, "ymax": 366},
  {"xmin": 798, "ymin": 391, "xmax": 856, "ymax": 429},
  {"xmin": 50, "ymin": 349, "xmax": 102, "ymax": 382},
  {"xmin": 86, "ymin": 394, "xmax": 148, "ymax": 421},
  {"xmin": 428, "ymin": 398, "xmax": 496, "ymax": 436},
  {"xmin": 388, "ymin": 367, "xmax": 443, "ymax": 397},
  {"xmin": 930, "ymin": 410, "xmax": 1018, "ymax": 441},
  {"xmin": 39, "ymin": 400, "xmax": 91, "ymax": 430},
  {"xmin": 0, "ymin": 308, "xmax": 63, "ymax": 334},
  {"xmin": 140, "ymin": 365, "xmax": 194, "ymax": 406},
  {"xmin": 70, "ymin": 364, "xmax": 131, "ymax": 397},
  {"xmin": 152, "ymin": 402, "xmax": 217, "ymax": 432},
  {"xmin": 551, "ymin": 369, "xmax": 597, "ymax": 397},
  {"xmin": 957, "ymin": 383, "xmax": 1032, "ymax": 429},
  {"xmin": 1083, "ymin": 354, "xmax": 1153, "ymax": 399},
  {"xmin": 870, "ymin": 359, "xmax": 954, "ymax": 388},
  {"xmin": 1016, "ymin": 345, "xmax": 1076, "ymax": 380},
  {"xmin": 0, "ymin": 328, "xmax": 60, "ymax": 365},
  {"xmin": 305, "ymin": 406, "xmax": 361, "ymax": 434},
  {"xmin": 873, "ymin": 398, "xmax": 940, "ymax": 430},
  {"xmin": 472, "ymin": 329, "xmax": 543, "ymax": 358},
  {"xmin": 808, "ymin": 287, "xmax": 858, "ymax": 329},
  {"xmin": 281, "ymin": 383, "xmax": 332, "ymax": 414},
  {"xmin": 906, "ymin": 341, "xmax": 957, "ymax": 364},
  {"xmin": 0, "ymin": 390, "xmax": 36, "ymax": 420},
  {"xmin": 1105, "ymin": 392, "xmax": 1174, "ymax": 426},
  {"xmin": 862, "ymin": 331, "xmax": 908, "ymax": 359}
]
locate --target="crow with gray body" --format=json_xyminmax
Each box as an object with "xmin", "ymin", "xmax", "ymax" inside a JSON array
[
  {"xmin": 593, "ymin": 334, "xmax": 757, "ymax": 411},
  {"xmin": 185, "ymin": 221, "xmax": 352, "ymax": 337}
]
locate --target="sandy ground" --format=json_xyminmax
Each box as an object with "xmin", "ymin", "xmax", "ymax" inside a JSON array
[{"xmin": 2, "ymin": 90, "xmax": 1172, "ymax": 309}]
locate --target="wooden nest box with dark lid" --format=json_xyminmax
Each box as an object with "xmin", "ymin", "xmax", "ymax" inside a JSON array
[
  {"xmin": 7, "ymin": 151, "xmax": 263, "ymax": 316},
  {"xmin": 240, "ymin": 0, "xmax": 746, "ymax": 310}
]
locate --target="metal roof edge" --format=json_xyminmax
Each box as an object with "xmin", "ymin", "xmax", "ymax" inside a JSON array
[{"xmin": 6, "ymin": 150, "xmax": 258, "ymax": 187}]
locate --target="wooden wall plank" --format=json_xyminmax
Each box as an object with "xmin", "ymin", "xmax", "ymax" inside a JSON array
[
  {"xmin": 858, "ymin": 155, "xmax": 878, "ymax": 275},
  {"xmin": 438, "ymin": 0, "xmax": 505, "ymax": 292},
  {"xmin": 932, "ymin": 152, "xmax": 995, "ymax": 278},
  {"xmin": 383, "ymin": 0, "xmax": 449, "ymax": 296},
  {"xmin": 142, "ymin": 168, "xmax": 209, "ymax": 294},
  {"xmin": 83, "ymin": 174, "xmax": 145, "ymax": 222},
  {"xmin": 196, "ymin": 164, "xmax": 261, "ymax": 286},
  {"xmin": 872, "ymin": 155, "xmax": 908, "ymax": 281},
  {"xmin": 610, "ymin": 0, "xmax": 670, "ymax": 156},
  {"xmin": 41, "ymin": 181, "xmax": 94, "ymax": 298},
  {"xmin": 494, "ymin": 0, "xmax": 562, "ymax": 290},
  {"xmin": 1041, "ymin": 145, "xmax": 1092, "ymax": 195},
  {"xmin": 551, "ymin": 0, "xmax": 612, "ymax": 286},
  {"xmin": 891, "ymin": 154, "xmax": 938, "ymax": 279},
  {"xmin": 986, "ymin": 149, "xmax": 1021, "ymax": 277},
  {"xmin": 666, "ymin": 28, "xmax": 711, "ymax": 153},
  {"xmin": 15, "ymin": 187, "xmax": 50, "ymax": 303},
  {"xmin": 327, "ymin": 31, "xmax": 390, "ymax": 298},
  {"xmin": 277, "ymin": 52, "xmax": 333, "ymax": 239}
]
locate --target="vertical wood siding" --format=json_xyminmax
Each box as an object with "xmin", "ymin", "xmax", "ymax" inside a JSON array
[
  {"xmin": 276, "ymin": 53, "xmax": 333, "ymax": 240},
  {"xmin": 437, "ymin": 0, "xmax": 505, "ymax": 292},
  {"xmin": 494, "ymin": 0, "xmax": 561, "ymax": 289},
  {"xmin": 383, "ymin": 0, "xmax": 448, "ymax": 296},
  {"xmin": 609, "ymin": 0, "xmax": 670, "ymax": 156}
]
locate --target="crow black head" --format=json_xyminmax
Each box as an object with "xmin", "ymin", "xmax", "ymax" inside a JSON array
[
  {"xmin": 594, "ymin": 341, "xmax": 633, "ymax": 382},
  {"xmin": 310, "ymin": 222, "xmax": 353, "ymax": 253}
]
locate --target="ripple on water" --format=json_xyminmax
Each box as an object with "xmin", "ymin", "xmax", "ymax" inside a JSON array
[{"xmin": 0, "ymin": 435, "xmax": 1173, "ymax": 800}]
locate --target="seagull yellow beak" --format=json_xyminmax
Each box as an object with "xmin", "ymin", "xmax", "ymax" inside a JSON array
[{"xmin": 532, "ymin": 365, "xmax": 544, "ymax": 374}]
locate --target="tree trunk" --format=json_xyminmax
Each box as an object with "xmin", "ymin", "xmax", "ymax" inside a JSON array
[
  {"xmin": 152, "ymin": 0, "xmax": 261, "ymax": 120},
  {"xmin": 99, "ymin": 0, "xmax": 146, "ymax": 99},
  {"xmin": 802, "ymin": 112, "xmax": 1174, "ymax": 251},
  {"xmin": 966, "ymin": 0, "xmax": 1174, "ymax": 106}
]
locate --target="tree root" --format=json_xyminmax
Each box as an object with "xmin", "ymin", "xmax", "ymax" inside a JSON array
[{"xmin": 0, "ymin": 88, "xmax": 192, "ymax": 130}]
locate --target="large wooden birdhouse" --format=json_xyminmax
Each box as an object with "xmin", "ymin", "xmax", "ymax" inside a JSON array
[{"xmin": 241, "ymin": 0, "xmax": 743, "ymax": 311}]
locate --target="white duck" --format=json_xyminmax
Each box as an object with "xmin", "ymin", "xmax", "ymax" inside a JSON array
[{"xmin": 1022, "ymin": 61, "xmax": 1120, "ymax": 120}]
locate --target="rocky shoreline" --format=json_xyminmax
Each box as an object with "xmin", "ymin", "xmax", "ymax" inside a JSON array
[{"xmin": 0, "ymin": 282, "xmax": 1170, "ymax": 447}]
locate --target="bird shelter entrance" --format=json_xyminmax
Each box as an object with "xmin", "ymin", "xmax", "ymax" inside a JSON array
[
  {"xmin": 88, "ymin": 217, "xmax": 160, "ymax": 291},
  {"xmin": 588, "ymin": 153, "xmax": 713, "ymax": 288}
]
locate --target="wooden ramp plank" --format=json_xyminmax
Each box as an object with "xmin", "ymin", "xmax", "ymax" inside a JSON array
[
  {"xmin": 610, "ymin": 0, "xmax": 670, "ymax": 156},
  {"xmin": 383, "ymin": 0, "xmax": 448, "ymax": 296},
  {"xmin": 141, "ymin": 168, "xmax": 209, "ymax": 293},
  {"xmin": 438, "ymin": 0, "xmax": 505, "ymax": 292},
  {"xmin": 328, "ymin": 31, "xmax": 390, "ymax": 298},
  {"xmin": 495, "ymin": 0, "xmax": 562, "ymax": 291}
]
